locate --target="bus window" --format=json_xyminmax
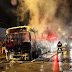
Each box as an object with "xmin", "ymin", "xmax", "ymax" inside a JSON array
[
  {"xmin": 22, "ymin": 33, "xmax": 30, "ymax": 42},
  {"xmin": 31, "ymin": 32, "xmax": 35, "ymax": 45}
]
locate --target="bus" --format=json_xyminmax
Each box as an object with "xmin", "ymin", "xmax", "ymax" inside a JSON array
[{"xmin": 5, "ymin": 26, "xmax": 41, "ymax": 60}]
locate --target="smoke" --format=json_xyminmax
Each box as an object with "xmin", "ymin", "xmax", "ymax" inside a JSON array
[
  {"xmin": 25, "ymin": 0, "xmax": 58, "ymax": 34},
  {"xmin": 13, "ymin": 0, "xmax": 70, "ymax": 36},
  {"xmin": 12, "ymin": 0, "xmax": 71, "ymax": 42},
  {"xmin": 11, "ymin": 0, "xmax": 71, "ymax": 52}
]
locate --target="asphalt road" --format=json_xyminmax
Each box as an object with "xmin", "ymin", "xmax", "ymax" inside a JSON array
[{"xmin": 0, "ymin": 47, "xmax": 72, "ymax": 72}]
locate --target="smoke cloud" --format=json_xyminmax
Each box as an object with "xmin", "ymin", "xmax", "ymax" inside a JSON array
[{"xmin": 12, "ymin": 0, "xmax": 70, "ymax": 40}]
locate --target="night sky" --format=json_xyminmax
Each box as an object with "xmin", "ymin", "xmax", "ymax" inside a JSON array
[{"xmin": 0, "ymin": 0, "xmax": 72, "ymax": 28}]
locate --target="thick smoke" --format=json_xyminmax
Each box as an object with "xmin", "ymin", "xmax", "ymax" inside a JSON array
[
  {"xmin": 12, "ymin": 0, "xmax": 71, "ymax": 52},
  {"xmin": 13, "ymin": 0, "xmax": 70, "ymax": 37}
]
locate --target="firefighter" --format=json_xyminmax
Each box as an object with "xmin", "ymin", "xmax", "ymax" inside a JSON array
[
  {"xmin": 57, "ymin": 41, "xmax": 63, "ymax": 53},
  {"xmin": 2, "ymin": 41, "xmax": 6, "ymax": 54}
]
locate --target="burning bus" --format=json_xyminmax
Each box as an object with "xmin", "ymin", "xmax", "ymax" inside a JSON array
[{"xmin": 5, "ymin": 26, "xmax": 41, "ymax": 60}]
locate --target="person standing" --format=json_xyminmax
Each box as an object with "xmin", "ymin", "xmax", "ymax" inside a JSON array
[
  {"xmin": 2, "ymin": 41, "xmax": 6, "ymax": 54},
  {"xmin": 0, "ymin": 41, "xmax": 2, "ymax": 54}
]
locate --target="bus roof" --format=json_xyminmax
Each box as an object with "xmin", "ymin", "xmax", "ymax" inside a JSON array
[{"xmin": 6, "ymin": 26, "xmax": 36, "ymax": 35}]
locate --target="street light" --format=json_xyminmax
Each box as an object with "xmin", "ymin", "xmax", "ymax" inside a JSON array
[
  {"xmin": 63, "ymin": 33, "xmax": 65, "ymax": 36},
  {"xmin": 58, "ymin": 28, "xmax": 61, "ymax": 31}
]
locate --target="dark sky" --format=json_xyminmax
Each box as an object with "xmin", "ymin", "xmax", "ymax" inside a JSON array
[
  {"xmin": 0, "ymin": 27, "xmax": 6, "ymax": 37},
  {"xmin": 0, "ymin": 0, "xmax": 72, "ymax": 28},
  {"xmin": 0, "ymin": 0, "xmax": 17, "ymax": 28}
]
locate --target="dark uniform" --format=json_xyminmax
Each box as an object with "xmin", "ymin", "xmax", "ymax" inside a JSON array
[{"xmin": 57, "ymin": 41, "xmax": 62, "ymax": 52}]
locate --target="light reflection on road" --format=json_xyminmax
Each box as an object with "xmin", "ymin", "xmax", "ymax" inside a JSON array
[
  {"xmin": 59, "ymin": 62, "xmax": 62, "ymax": 71},
  {"xmin": 0, "ymin": 47, "xmax": 72, "ymax": 72},
  {"xmin": 69, "ymin": 49, "xmax": 72, "ymax": 71},
  {"xmin": 40, "ymin": 65, "xmax": 44, "ymax": 72}
]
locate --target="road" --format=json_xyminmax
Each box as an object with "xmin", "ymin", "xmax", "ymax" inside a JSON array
[{"xmin": 0, "ymin": 47, "xmax": 72, "ymax": 72}]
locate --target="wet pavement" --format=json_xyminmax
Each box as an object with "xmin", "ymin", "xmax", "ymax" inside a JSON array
[
  {"xmin": 0, "ymin": 47, "xmax": 72, "ymax": 72},
  {"xmin": 0, "ymin": 61, "xmax": 71, "ymax": 72}
]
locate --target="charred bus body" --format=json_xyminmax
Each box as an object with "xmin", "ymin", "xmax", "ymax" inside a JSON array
[{"xmin": 5, "ymin": 26, "xmax": 41, "ymax": 60}]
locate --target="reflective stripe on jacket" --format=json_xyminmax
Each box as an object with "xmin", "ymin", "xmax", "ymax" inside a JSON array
[{"xmin": 57, "ymin": 43, "xmax": 62, "ymax": 48}]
